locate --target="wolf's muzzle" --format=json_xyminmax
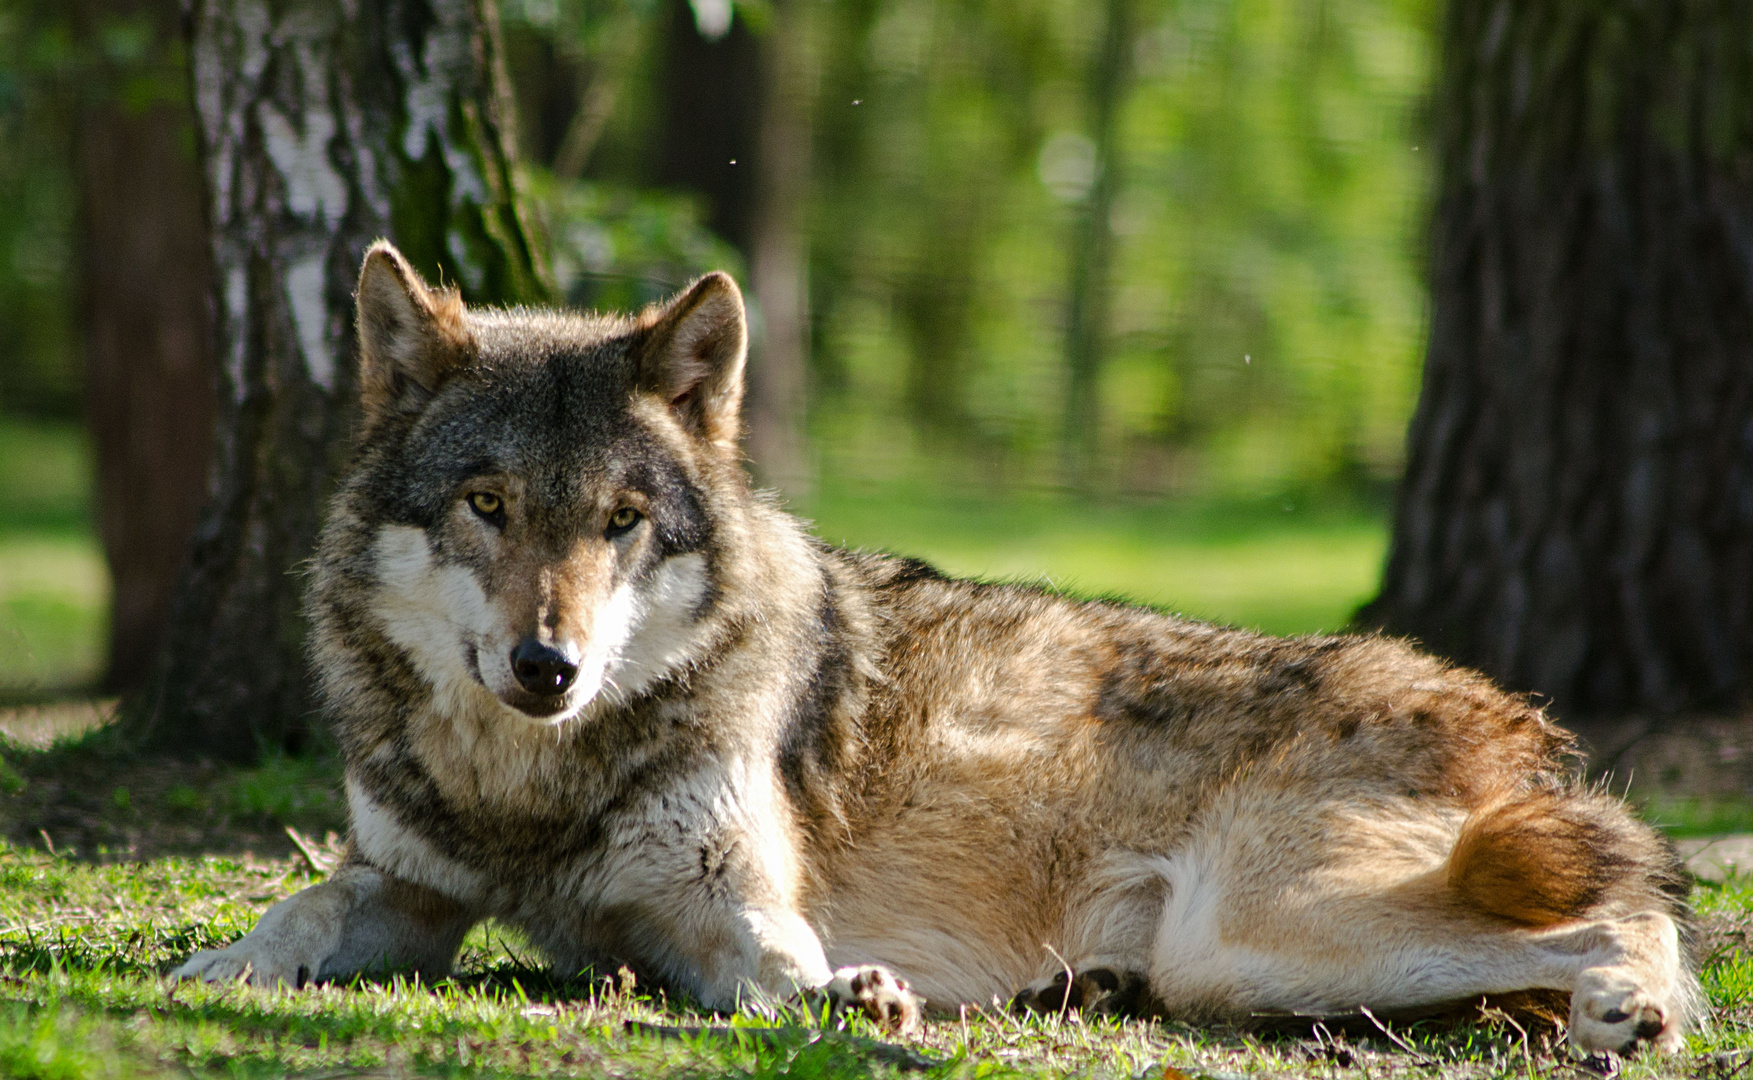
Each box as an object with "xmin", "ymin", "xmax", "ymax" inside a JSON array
[{"xmin": 511, "ymin": 639, "xmax": 579, "ymax": 695}]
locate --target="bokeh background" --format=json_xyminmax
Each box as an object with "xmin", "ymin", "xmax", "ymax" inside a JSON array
[{"xmin": 0, "ymin": 0, "xmax": 1434, "ymax": 695}]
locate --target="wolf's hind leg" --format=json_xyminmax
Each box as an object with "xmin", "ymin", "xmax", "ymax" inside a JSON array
[
  {"xmin": 1448, "ymin": 792, "xmax": 1695, "ymax": 1053},
  {"xmin": 172, "ymin": 860, "xmax": 477, "ymax": 987},
  {"xmin": 1012, "ymin": 853, "xmax": 1170, "ymax": 1019},
  {"xmin": 1143, "ymin": 791, "xmax": 1695, "ymax": 1055}
]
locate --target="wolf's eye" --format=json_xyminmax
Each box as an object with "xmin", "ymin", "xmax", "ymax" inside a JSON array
[
  {"xmin": 467, "ymin": 492, "xmax": 503, "ymax": 520},
  {"xmin": 606, "ymin": 506, "xmax": 642, "ymax": 535}
]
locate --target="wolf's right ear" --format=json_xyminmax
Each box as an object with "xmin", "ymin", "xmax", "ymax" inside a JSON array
[
  {"xmin": 355, "ymin": 241, "xmax": 476, "ymax": 427},
  {"xmin": 634, "ymin": 272, "xmax": 747, "ymax": 454}
]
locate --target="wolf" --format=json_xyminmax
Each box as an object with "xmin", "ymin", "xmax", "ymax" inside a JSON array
[{"xmin": 175, "ymin": 241, "xmax": 1696, "ymax": 1056}]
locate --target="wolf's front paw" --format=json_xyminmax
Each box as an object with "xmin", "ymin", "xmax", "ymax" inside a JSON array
[
  {"xmin": 825, "ymin": 965, "xmax": 923, "ymax": 1035},
  {"xmin": 1570, "ymin": 967, "xmax": 1678, "ymax": 1055},
  {"xmin": 172, "ymin": 938, "xmax": 318, "ymax": 988}
]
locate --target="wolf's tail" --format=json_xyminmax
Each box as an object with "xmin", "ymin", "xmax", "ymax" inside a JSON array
[{"xmin": 1446, "ymin": 789, "xmax": 1689, "ymax": 927}]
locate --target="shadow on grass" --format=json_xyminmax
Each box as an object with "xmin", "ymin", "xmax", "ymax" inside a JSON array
[{"xmin": 0, "ymin": 722, "xmax": 347, "ymax": 862}]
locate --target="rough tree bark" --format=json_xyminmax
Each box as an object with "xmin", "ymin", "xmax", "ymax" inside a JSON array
[
  {"xmin": 130, "ymin": 0, "xmax": 546, "ymax": 759},
  {"xmin": 72, "ymin": 0, "xmax": 216, "ymax": 693},
  {"xmin": 1360, "ymin": 0, "xmax": 1753, "ymax": 718}
]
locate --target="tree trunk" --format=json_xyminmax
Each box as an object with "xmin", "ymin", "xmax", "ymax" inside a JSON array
[
  {"xmin": 744, "ymin": 0, "xmax": 813, "ymax": 493},
  {"xmin": 655, "ymin": 0, "xmax": 761, "ymax": 255},
  {"xmin": 653, "ymin": 0, "xmax": 809, "ymax": 492},
  {"xmin": 130, "ymin": 0, "xmax": 546, "ymax": 760},
  {"xmin": 1060, "ymin": 0, "xmax": 1134, "ymax": 488},
  {"xmin": 72, "ymin": 0, "xmax": 216, "ymax": 693},
  {"xmin": 1360, "ymin": 0, "xmax": 1753, "ymax": 719}
]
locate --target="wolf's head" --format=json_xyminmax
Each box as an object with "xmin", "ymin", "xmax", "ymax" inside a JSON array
[{"xmin": 316, "ymin": 241, "xmax": 754, "ymax": 726}]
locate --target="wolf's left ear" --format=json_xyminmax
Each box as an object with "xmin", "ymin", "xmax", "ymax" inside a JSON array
[
  {"xmin": 355, "ymin": 240, "xmax": 476, "ymax": 428},
  {"xmin": 635, "ymin": 272, "xmax": 747, "ymax": 452}
]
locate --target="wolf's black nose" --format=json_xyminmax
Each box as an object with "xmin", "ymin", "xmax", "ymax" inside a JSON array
[{"xmin": 511, "ymin": 640, "xmax": 578, "ymax": 694}]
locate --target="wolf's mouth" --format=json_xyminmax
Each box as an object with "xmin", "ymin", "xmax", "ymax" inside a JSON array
[
  {"xmin": 502, "ymin": 689, "xmax": 572, "ymax": 718},
  {"xmin": 466, "ymin": 644, "xmax": 578, "ymax": 720}
]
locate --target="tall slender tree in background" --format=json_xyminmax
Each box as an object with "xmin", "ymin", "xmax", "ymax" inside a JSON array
[
  {"xmin": 744, "ymin": 0, "xmax": 813, "ymax": 491},
  {"xmin": 1361, "ymin": 0, "xmax": 1753, "ymax": 718},
  {"xmin": 1059, "ymin": 0, "xmax": 1133, "ymax": 488},
  {"xmin": 130, "ymin": 0, "xmax": 546, "ymax": 760},
  {"xmin": 71, "ymin": 0, "xmax": 216, "ymax": 693},
  {"xmin": 650, "ymin": 0, "xmax": 811, "ymax": 489}
]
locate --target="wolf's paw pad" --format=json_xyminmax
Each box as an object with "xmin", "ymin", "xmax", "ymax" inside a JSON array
[
  {"xmin": 825, "ymin": 965, "xmax": 923, "ymax": 1035},
  {"xmin": 1011, "ymin": 967, "xmax": 1149, "ymax": 1018},
  {"xmin": 1571, "ymin": 968, "xmax": 1677, "ymax": 1055}
]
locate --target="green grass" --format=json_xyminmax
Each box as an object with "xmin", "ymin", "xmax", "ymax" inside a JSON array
[
  {"xmin": 0, "ymin": 420, "xmax": 106, "ymax": 695},
  {"xmin": 1637, "ymin": 797, "xmax": 1753, "ymax": 839},
  {"xmin": 0, "ymin": 739, "xmax": 1739, "ymax": 1079},
  {"xmin": 0, "ymin": 838, "xmax": 1742, "ymax": 1079},
  {"xmin": 798, "ymin": 484, "xmax": 1387, "ymax": 637}
]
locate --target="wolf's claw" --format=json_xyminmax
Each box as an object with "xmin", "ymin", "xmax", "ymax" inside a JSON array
[{"xmin": 173, "ymin": 944, "xmax": 311, "ymax": 988}]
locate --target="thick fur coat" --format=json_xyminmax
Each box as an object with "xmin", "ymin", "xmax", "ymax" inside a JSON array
[{"xmin": 175, "ymin": 244, "xmax": 1697, "ymax": 1056}]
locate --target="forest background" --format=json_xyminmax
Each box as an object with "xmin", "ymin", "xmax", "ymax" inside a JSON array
[{"xmin": 0, "ymin": 0, "xmax": 1431, "ymax": 697}]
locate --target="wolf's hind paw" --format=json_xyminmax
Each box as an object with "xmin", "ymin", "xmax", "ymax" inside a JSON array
[
  {"xmin": 1570, "ymin": 967, "xmax": 1679, "ymax": 1055},
  {"xmin": 825, "ymin": 965, "xmax": 923, "ymax": 1035},
  {"xmin": 1012, "ymin": 966, "xmax": 1150, "ymax": 1019}
]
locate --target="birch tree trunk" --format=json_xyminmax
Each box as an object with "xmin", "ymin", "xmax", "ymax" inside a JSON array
[
  {"xmin": 1361, "ymin": 0, "xmax": 1753, "ymax": 719},
  {"xmin": 130, "ymin": 0, "xmax": 547, "ymax": 759}
]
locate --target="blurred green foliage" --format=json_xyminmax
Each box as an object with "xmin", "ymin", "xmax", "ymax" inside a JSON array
[
  {"xmin": 817, "ymin": 0, "xmax": 1432, "ymax": 495},
  {"xmin": 509, "ymin": 0, "xmax": 1437, "ymax": 499},
  {"xmin": 2, "ymin": 0, "xmax": 1435, "ymax": 496},
  {"xmin": 0, "ymin": 0, "xmax": 192, "ymax": 420},
  {"xmin": 525, "ymin": 171, "xmax": 747, "ymax": 311},
  {"xmin": 0, "ymin": 420, "xmax": 104, "ymax": 694},
  {"xmin": 0, "ymin": 1, "xmax": 78, "ymax": 419}
]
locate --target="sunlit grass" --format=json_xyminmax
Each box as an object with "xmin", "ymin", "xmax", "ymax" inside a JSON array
[
  {"xmin": 0, "ymin": 420, "xmax": 106, "ymax": 696},
  {"xmin": 0, "ymin": 538, "xmax": 108, "ymax": 695},
  {"xmin": 801, "ymin": 483, "xmax": 1388, "ymax": 635},
  {"xmin": 0, "ymin": 834, "xmax": 1738, "ymax": 1079}
]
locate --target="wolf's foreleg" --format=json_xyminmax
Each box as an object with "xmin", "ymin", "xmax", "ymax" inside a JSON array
[
  {"xmin": 172, "ymin": 860, "xmax": 476, "ymax": 987},
  {"xmin": 721, "ymin": 904, "xmax": 923, "ymax": 1031},
  {"xmin": 582, "ymin": 780, "xmax": 923, "ymax": 1031}
]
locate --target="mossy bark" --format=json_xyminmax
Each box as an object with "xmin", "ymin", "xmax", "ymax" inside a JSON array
[
  {"xmin": 1362, "ymin": 0, "xmax": 1753, "ymax": 718},
  {"xmin": 129, "ymin": 0, "xmax": 548, "ymax": 760}
]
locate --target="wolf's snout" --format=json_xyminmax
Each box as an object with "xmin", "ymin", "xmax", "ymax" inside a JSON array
[{"xmin": 511, "ymin": 639, "xmax": 579, "ymax": 694}]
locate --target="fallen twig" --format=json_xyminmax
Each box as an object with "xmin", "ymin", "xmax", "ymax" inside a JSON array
[
  {"xmin": 284, "ymin": 825, "xmax": 340, "ymax": 874},
  {"xmin": 1358, "ymin": 1004, "xmax": 1439, "ymax": 1067}
]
